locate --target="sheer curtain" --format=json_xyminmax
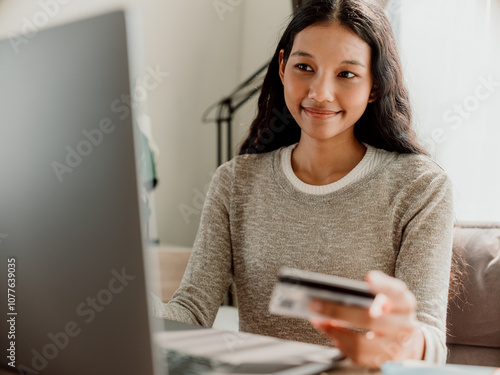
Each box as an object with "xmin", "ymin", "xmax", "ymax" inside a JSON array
[{"xmin": 386, "ymin": 0, "xmax": 500, "ymax": 222}]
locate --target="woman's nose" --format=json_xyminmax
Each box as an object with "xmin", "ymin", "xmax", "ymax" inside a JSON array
[{"xmin": 308, "ymin": 73, "xmax": 335, "ymax": 103}]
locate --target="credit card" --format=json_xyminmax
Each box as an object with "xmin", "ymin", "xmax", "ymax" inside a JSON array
[{"xmin": 269, "ymin": 267, "xmax": 375, "ymax": 320}]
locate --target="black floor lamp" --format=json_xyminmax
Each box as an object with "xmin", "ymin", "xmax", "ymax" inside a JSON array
[{"xmin": 201, "ymin": 62, "xmax": 268, "ymax": 166}]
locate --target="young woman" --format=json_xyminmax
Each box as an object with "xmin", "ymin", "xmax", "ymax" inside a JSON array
[{"xmin": 152, "ymin": 0, "xmax": 454, "ymax": 369}]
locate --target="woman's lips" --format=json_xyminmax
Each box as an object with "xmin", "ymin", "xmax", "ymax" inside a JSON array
[{"xmin": 302, "ymin": 106, "xmax": 341, "ymax": 119}]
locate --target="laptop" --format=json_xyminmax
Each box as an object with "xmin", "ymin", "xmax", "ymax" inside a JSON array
[
  {"xmin": 0, "ymin": 10, "xmax": 163, "ymax": 375},
  {"xmin": 0, "ymin": 10, "xmax": 342, "ymax": 375}
]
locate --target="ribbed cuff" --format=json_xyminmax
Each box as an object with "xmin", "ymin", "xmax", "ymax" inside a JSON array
[
  {"xmin": 149, "ymin": 292, "xmax": 168, "ymax": 318},
  {"xmin": 417, "ymin": 322, "xmax": 447, "ymax": 364},
  {"xmin": 149, "ymin": 292, "xmax": 203, "ymax": 326}
]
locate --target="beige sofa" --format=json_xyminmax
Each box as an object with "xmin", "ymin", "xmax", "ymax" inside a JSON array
[{"xmin": 446, "ymin": 222, "xmax": 500, "ymax": 366}]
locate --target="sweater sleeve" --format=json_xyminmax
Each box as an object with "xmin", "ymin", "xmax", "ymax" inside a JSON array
[
  {"xmin": 393, "ymin": 165, "xmax": 454, "ymax": 364},
  {"xmin": 151, "ymin": 163, "xmax": 234, "ymax": 326}
]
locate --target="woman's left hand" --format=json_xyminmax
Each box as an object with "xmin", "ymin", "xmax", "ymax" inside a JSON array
[{"xmin": 309, "ymin": 270, "xmax": 425, "ymax": 369}]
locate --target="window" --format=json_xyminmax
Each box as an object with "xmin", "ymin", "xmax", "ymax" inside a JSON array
[{"xmin": 387, "ymin": 0, "xmax": 500, "ymax": 222}]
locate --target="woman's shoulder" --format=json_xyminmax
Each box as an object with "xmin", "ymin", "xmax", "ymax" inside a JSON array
[
  {"xmin": 389, "ymin": 152, "xmax": 450, "ymax": 182},
  {"xmin": 215, "ymin": 149, "xmax": 278, "ymax": 178},
  {"xmin": 208, "ymin": 149, "xmax": 279, "ymax": 191},
  {"xmin": 381, "ymin": 152, "xmax": 453, "ymax": 200}
]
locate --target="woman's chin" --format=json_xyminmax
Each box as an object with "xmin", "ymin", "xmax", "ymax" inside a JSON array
[{"xmin": 299, "ymin": 129, "xmax": 355, "ymax": 144}]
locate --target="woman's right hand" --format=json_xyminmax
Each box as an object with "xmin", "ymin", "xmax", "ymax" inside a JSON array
[{"xmin": 310, "ymin": 270, "xmax": 425, "ymax": 369}]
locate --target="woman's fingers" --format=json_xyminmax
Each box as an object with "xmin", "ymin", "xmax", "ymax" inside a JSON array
[
  {"xmin": 366, "ymin": 270, "xmax": 417, "ymax": 314},
  {"xmin": 310, "ymin": 306, "xmax": 417, "ymax": 343},
  {"xmin": 369, "ymin": 313, "xmax": 417, "ymax": 338},
  {"xmin": 310, "ymin": 272, "xmax": 425, "ymax": 367},
  {"xmin": 309, "ymin": 299, "xmax": 417, "ymax": 336},
  {"xmin": 310, "ymin": 300, "xmax": 372, "ymax": 329},
  {"xmin": 309, "ymin": 270, "xmax": 420, "ymax": 345},
  {"xmin": 310, "ymin": 320, "xmax": 407, "ymax": 369}
]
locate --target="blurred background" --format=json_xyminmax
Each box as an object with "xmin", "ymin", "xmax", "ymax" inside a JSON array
[{"xmin": 0, "ymin": 0, "xmax": 498, "ymax": 249}]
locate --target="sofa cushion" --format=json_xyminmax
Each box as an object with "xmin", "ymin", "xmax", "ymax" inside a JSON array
[
  {"xmin": 447, "ymin": 222, "xmax": 500, "ymax": 349},
  {"xmin": 447, "ymin": 344, "xmax": 500, "ymax": 367}
]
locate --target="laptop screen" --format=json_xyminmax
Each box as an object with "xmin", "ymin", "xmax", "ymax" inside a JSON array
[{"xmin": 0, "ymin": 11, "xmax": 160, "ymax": 375}]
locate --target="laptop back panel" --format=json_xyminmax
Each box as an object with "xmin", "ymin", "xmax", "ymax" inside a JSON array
[{"xmin": 0, "ymin": 11, "xmax": 157, "ymax": 375}]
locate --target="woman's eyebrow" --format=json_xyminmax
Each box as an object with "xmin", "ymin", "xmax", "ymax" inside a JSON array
[
  {"xmin": 290, "ymin": 51, "xmax": 366, "ymax": 68},
  {"xmin": 340, "ymin": 59, "xmax": 366, "ymax": 68},
  {"xmin": 290, "ymin": 50, "xmax": 314, "ymax": 58}
]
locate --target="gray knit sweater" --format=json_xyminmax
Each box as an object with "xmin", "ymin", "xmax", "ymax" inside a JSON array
[{"xmin": 152, "ymin": 146, "xmax": 454, "ymax": 363}]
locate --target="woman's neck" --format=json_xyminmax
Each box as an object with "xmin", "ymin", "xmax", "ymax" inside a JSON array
[{"xmin": 291, "ymin": 135, "xmax": 367, "ymax": 186}]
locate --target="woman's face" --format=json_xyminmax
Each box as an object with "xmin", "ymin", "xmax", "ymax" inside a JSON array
[{"xmin": 279, "ymin": 21, "xmax": 376, "ymax": 143}]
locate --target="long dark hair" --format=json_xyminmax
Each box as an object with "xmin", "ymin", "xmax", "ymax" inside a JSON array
[{"xmin": 239, "ymin": 0, "xmax": 427, "ymax": 156}]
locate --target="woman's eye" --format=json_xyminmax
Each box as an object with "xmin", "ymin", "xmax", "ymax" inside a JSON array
[
  {"xmin": 296, "ymin": 64, "xmax": 313, "ymax": 72},
  {"xmin": 339, "ymin": 71, "xmax": 356, "ymax": 78}
]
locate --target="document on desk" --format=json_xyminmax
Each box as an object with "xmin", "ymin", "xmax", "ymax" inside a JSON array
[{"xmin": 155, "ymin": 328, "xmax": 343, "ymax": 375}]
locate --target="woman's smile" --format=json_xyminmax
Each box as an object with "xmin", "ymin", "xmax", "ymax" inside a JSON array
[{"xmin": 301, "ymin": 106, "xmax": 342, "ymax": 120}]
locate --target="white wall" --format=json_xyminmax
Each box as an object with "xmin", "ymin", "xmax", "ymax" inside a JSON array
[
  {"xmin": 140, "ymin": 1, "xmax": 245, "ymax": 247},
  {"xmin": 0, "ymin": 0, "xmax": 292, "ymax": 246}
]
